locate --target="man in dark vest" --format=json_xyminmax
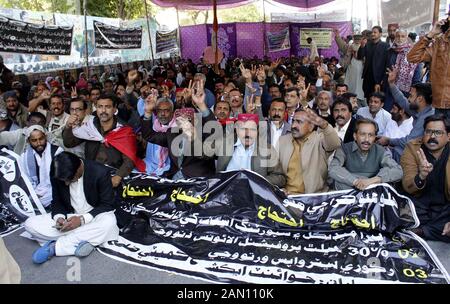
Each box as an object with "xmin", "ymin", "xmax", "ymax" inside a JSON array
[{"xmin": 328, "ymin": 118, "xmax": 403, "ymax": 191}]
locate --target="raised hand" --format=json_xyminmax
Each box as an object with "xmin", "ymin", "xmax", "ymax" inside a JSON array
[
  {"xmin": 256, "ymin": 65, "xmax": 266, "ymax": 83},
  {"xmin": 71, "ymin": 86, "xmax": 78, "ymax": 98},
  {"xmin": 240, "ymin": 63, "xmax": 252, "ymax": 81},
  {"xmin": 40, "ymin": 90, "xmax": 51, "ymax": 100},
  {"xmin": 387, "ymin": 66, "xmax": 398, "ymax": 85},
  {"xmin": 269, "ymin": 58, "xmax": 282, "ymax": 71},
  {"xmin": 144, "ymin": 89, "xmax": 158, "ymax": 117},
  {"xmin": 128, "ymin": 69, "xmax": 139, "ymax": 84},
  {"xmin": 305, "ymin": 108, "xmax": 328, "ymax": 129},
  {"xmin": 66, "ymin": 114, "xmax": 80, "ymax": 129},
  {"xmin": 246, "ymin": 94, "xmax": 256, "ymax": 114},
  {"xmin": 417, "ymin": 148, "xmax": 434, "ymax": 180},
  {"xmin": 191, "ymin": 80, "xmax": 208, "ymax": 112},
  {"xmin": 299, "ymin": 83, "xmax": 311, "ymax": 108}
]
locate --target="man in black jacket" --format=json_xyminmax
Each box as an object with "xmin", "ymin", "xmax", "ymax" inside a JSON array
[
  {"xmin": 358, "ymin": 26, "xmax": 389, "ymax": 99},
  {"xmin": 25, "ymin": 152, "xmax": 119, "ymax": 264}
]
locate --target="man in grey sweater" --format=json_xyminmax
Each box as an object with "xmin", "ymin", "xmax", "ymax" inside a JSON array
[{"xmin": 329, "ymin": 118, "xmax": 403, "ymax": 191}]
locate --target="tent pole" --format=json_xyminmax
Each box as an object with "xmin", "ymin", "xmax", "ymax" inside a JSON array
[
  {"xmin": 213, "ymin": 0, "xmax": 219, "ymax": 73},
  {"xmin": 433, "ymin": 0, "xmax": 441, "ymax": 24},
  {"xmin": 144, "ymin": 0, "xmax": 155, "ymax": 63},
  {"xmin": 176, "ymin": 6, "xmax": 182, "ymax": 58},
  {"xmin": 262, "ymin": 0, "xmax": 267, "ymax": 57},
  {"xmin": 83, "ymin": 0, "xmax": 89, "ymax": 78}
]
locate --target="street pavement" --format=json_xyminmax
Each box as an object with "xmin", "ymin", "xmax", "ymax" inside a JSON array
[{"xmin": 3, "ymin": 229, "xmax": 450, "ymax": 284}]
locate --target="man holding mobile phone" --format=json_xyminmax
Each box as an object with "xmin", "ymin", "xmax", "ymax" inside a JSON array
[{"xmin": 408, "ymin": 10, "xmax": 450, "ymax": 119}]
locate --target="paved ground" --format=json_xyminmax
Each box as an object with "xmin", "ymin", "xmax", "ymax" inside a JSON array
[{"xmin": 3, "ymin": 229, "xmax": 450, "ymax": 284}]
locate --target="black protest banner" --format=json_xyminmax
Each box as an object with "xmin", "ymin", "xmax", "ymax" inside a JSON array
[
  {"xmin": 156, "ymin": 29, "xmax": 178, "ymax": 54},
  {"xmin": 0, "ymin": 16, "xmax": 73, "ymax": 55},
  {"xmin": 0, "ymin": 149, "xmax": 46, "ymax": 236},
  {"xmin": 94, "ymin": 21, "xmax": 142, "ymax": 49},
  {"xmin": 99, "ymin": 171, "xmax": 450, "ymax": 284}
]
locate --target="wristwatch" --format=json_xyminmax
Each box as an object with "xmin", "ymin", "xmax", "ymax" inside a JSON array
[
  {"xmin": 414, "ymin": 175, "xmax": 426, "ymax": 189},
  {"xmin": 79, "ymin": 215, "xmax": 85, "ymax": 226}
]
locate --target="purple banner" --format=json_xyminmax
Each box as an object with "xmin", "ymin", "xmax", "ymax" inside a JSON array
[
  {"xmin": 180, "ymin": 21, "xmax": 352, "ymax": 62},
  {"xmin": 180, "ymin": 24, "xmax": 207, "ymax": 63},
  {"xmin": 206, "ymin": 23, "xmax": 237, "ymax": 60},
  {"xmin": 236, "ymin": 23, "xmax": 264, "ymax": 59}
]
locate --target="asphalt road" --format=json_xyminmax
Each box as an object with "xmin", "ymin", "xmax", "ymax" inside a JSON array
[{"xmin": 3, "ymin": 229, "xmax": 450, "ymax": 284}]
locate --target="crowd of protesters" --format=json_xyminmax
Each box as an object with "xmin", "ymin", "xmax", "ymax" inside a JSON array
[{"xmin": 1, "ymin": 13, "xmax": 450, "ymax": 273}]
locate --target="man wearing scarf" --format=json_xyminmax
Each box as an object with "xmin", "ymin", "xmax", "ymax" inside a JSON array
[
  {"xmin": 144, "ymin": 97, "xmax": 177, "ymax": 177},
  {"xmin": 384, "ymin": 29, "xmax": 421, "ymax": 112},
  {"xmin": 63, "ymin": 94, "xmax": 145, "ymax": 188},
  {"xmin": 21, "ymin": 125, "xmax": 62, "ymax": 207},
  {"xmin": 401, "ymin": 115, "xmax": 450, "ymax": 243}
]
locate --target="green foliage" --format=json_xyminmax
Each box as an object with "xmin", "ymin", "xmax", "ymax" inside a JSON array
[
  {"xmin": 180, "ymin": 3, "xmax": 262, "ymax": 25},
  {"xmin": 0, "ymin": 0, "xmax": 160, "ymax": 19}
]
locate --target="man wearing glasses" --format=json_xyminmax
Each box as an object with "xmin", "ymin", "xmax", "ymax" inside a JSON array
[
  {"xmin": 63, "ymin": 98, "xmax": 90, "ymax": 157},
  {"xmin": 401, "ymin": 115, "xmax": 450, "ymax": 243}
]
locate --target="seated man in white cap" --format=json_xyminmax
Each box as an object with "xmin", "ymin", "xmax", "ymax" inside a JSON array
[{"xmin": 20, "ymin": 125, "xmax": 63, "ymax": 207}]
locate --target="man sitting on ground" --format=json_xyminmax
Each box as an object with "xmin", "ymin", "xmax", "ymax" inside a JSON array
[
  {"xmin": 401, "ymin": 115, "xmax": 450, "ymax": 243},
  {"xmin": 25, "ymin": 152, "xmax": 120, "ymax": 264},
  {"xmin": 21, "ymin": 125, "xmax": 62, "ymax": 207},
  {"xmin": 328, "ymin": 118, "xmax": 403, "ymax": 191}
]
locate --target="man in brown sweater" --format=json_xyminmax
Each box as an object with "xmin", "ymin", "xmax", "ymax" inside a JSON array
[{"xmin": 400, "ymin": 114, "xmax": 450, "ymax": 242}]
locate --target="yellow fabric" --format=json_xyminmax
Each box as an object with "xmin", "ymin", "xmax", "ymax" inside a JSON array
[
  {"xmin": 286, "ymin": 139, "xmax": 305, "ymax": 194},
  {"xmin": 0, "ymin": 238, "xmax": 21, "ymax": 284}
]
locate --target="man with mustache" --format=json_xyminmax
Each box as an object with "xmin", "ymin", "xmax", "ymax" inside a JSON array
[
  {"xmin": 329, "ymin": 118, "xmax": 402, "ymax": 191},
  {"xmin": 376, "ymin": 69, "xmax": 434, "ymax": 162},
  {"xmin": 4, "ymin": 90, "xmax": 28, "ymax": 128},
  {"xmin": 332, "ymin": 98, "xmax": 356, "ymax": 144},
  {"xmin": 46, "ymin": 94, "xmax": 70, "ymax": 148},
  {"xmin": 277, "ymin": 108, "xmax": 341, "ymax": 195},
  {"xmin": 401, "ymin": 115, "xmax": 450, "ymax": 243},
  {"xmin": 63, "ymin": 94, "xmax": 142, "ymax": 188},
  {"xmin": 314, "ymin": 91, "xmax": 335, "ymax": 126},
  {"xmin": 356, "ymin": 92, "xmax": 392, "ymax": 136},
  {"xmin": 204, "ymin": 113, "xmax": 286, "ymax": 187},
  {"xmin": 255, "ymin": 98, "xmax": 291, "ymax": 152},
  {"xmin": 20, "ymin": 125, "xmax": 62, "ymax": 207}
]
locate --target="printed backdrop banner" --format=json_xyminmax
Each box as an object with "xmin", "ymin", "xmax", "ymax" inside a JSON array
[
  {"xmin": 0, "ymin": 149, "xmax": 46, "ymax": 237},
  {"xmin": 266, "ymin": 27, "xmax": 291, "ymax": 52},
  {"xmin": 156, "ymin": 29, "xmax": 178, "ymax": 54},
  {"xmin": 0, "ymin": 16, "xmax": 73, "ymax": 55},
  {"xmin": 206, "ymin": 23, "xmax": 237, "ymax": 60},
  {"xmin": 300, "ymin": 28, "xmax": 333, "ymax": 48},
  {"xmin": 94, "ymin": 21, "xmax": 142, "ymax": 49},
  {"xmin": 99, "ymin": 171, "xmax": 450, "ymax": 284}
]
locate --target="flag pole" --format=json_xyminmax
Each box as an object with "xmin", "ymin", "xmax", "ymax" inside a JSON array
[
  {"xmin": 176, "ymin": 6, "xmax": 182, "ymax": 58},
  {"xmin": 83, "ymin": 0, "xmax": 89, "ymax": 78},
  {"xmin": 144, "ymin": 0, "xmax": 155, "ymax": 63}
]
